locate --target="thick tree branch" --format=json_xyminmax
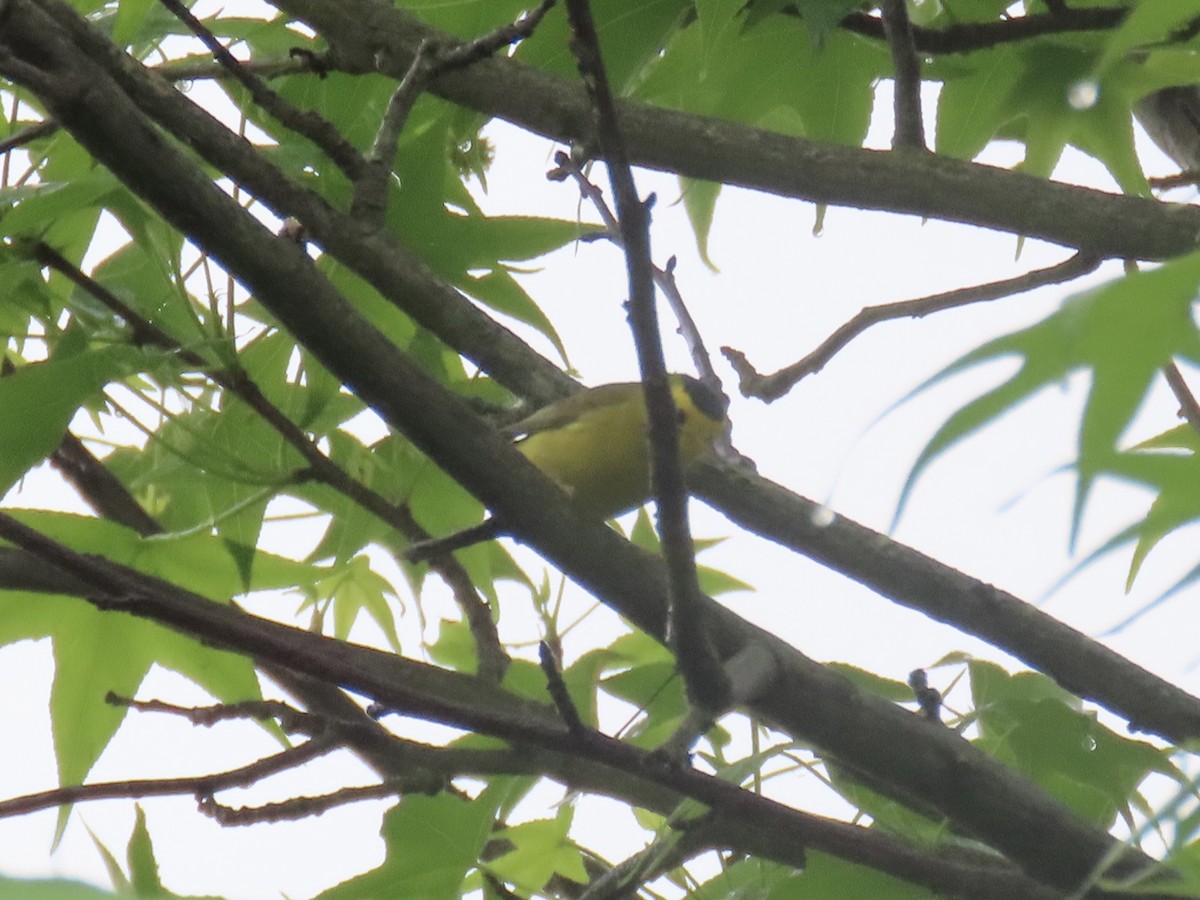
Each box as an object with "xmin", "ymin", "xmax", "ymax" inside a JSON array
[
  {"xmin": 0, "ymin": 543, "xmax": 1066, "ymax": 899},
  {"xmin": 274, "ymin": 0, "xmax": 1200, "ymax": 261},
  {"xmin": 691, "ymin": 459, "xmax": 1200, "ymax": 745},
  {"xmin": 49, "ymin": 433, "xmax": 164, "ymax": 537},
  {"xmin": 34, "ymin": 0, "xmax": 575, "ymax": 408}
]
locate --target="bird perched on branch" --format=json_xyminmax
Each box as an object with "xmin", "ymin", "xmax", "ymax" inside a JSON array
[{"xmin": 405, "ymin": 375, "xmax": 728, "ymax": 561}]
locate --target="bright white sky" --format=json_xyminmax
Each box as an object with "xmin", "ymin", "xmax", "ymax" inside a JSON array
[{"xmin": 0, "ymin": 24, "xmax": 1196, "ymax": 899}]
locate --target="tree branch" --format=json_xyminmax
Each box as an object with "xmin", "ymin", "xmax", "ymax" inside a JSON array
[
  {"xmin": 352, "ymin": 0, "xmax": 555, "ymax": 224},
  {"xmin": 563, "ymin": 0, "xmax": 729, "ymax": 714},
  {"xmin": 274, "ymin": 0, "xmax": 1200, "ymax": 261},
  {"xmin": 1163, "ymin": 363, "xmax": 1200, "ymax": 436},
  {"xmin": 156, "ymin": 0, "xmax": 367, "ymax": 181},
  {"xmin": 0, "ymin": 533, "xmax": 1071, "ymax": 898},
  {"xmin": 691, "ymin": 459, "xmax": 1200, "ymax": 745},
  {"xmin": 723, "ymin": 251, "xmax": 1102, "ymax": 400},
  {"xmin": 838, "ymin": 5, "xmax": 1129, "ymax": 53},
  {"xmin": 879, "ymin": 0, "xmax": 926, "ymax": 151},
  {"xmin": 0, "ymin": 737, "xmax": 337, "ymax": 819},
  {"xmin": 547, "ymin": 150, "xmax": 721, "ymax": 383}
]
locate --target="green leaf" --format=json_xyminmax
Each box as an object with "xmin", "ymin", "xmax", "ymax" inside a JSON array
[
  {"xmin": 460, "ymin": 268, "xmax": 568, "ymax": 365},
  {"xmin": 323, "ymin": 556, "xmax": 403, "ymax": 652},
  {"xmin": 0, "ymin": 251, "xmax": 54, "ymax": 338},
  {"xmin": 1053, "ymin": 436, "xmax": 1200, "ymax": 622},
  {"xmin": 81, "ymin": 230, "xmax": 200, "ymax": 351},
  {"xmin": 826, "ymin": 764, "xmax": 952, "ymax": 848},
  {"xmin": 0, "ymin": 512, "xmax": 263, "ymax": 799},
  {"xmin": 637, "ymin": 2, "xmax": 881, "ymax": 143},
  {"xmin": 86, "ymin": 824, "xmax": 131, "ymax": 894},
  {"xmin": 0, "ymin": 877, "xmax": 120, "ymax": 898},
  {"xmin": 686, "ymin": 856, "xmax": 794, "ymax": 899},
  {"xmin": 935, "ymin": 47, "xmax": 1026, "ymax": 160},
  {"xmin": 427, "ymin": 616, "xmax": 482, "ymax": 675},
  {"xmin": 112, "ymin": 0, "xmax": 156, "ymax": 46},
  {"xmin": 394, "ymin": 0, "xmax": 532, "ymax": 42},
  {"xmin": 126, "ymin": 806, "xmax": 164, "ymax": 896},
  {"xmin": 936, "ymin": 42, "xmax": 1155, "ymax": 193},
  {"xmin": 897, "ymin": 253, "xmax": 1200, "ymax": 546},
  {"xmin": 499, "ymin": 657, "xmax": 556, "ymax": 706},
  {"xmin": 696, "ymin": 564, "xmax": 753, "ymax": 597},
  {"xmin": 0, "ymin": 347, "xmax": 131, "ymax": 496},
  {"xmin": 635, "ymin": 2, "xmax": 881, "ymax": 249},
  {"xmin": 104, "ymin": 406, "xmax": 285, "ymax": 537},
  {"xmin": 1094, "ymin": 0, "xmax": 1200, "ymax": 74},
  {"xmin": 562, "ymin": 648, "xmax": 607, "ymax": 729},
  {"xmin": 826, "ymin": 663, "xmax": 915, "ymax": 704},
  {"xmin": 763, "ymin": 850, "xmax": 928, "ymax": 898},
  {"xmin": 487, "ymin": 806, "xmax": 588, "ymax": 893},
  {"xmin": 320, "ymin": 782, "xmax": 519, "ymax": 899},
  {"xmin": 970, "ymin": 662, "xmax": 1177, "ymax": 826},
  {"xmin": 0, "ymin": 171, "xmax": 117, "ymax": 240},
  {"xmin": 602, "ymin": 658, "xmax": 688, "ymax": 747},
  {"xmin": 680, "ymin": 178, "xmax": 722, "ymax": 268}
]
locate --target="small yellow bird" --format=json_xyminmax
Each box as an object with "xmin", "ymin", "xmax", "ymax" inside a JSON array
[{"xmin": 406, "ymin": 375, "xmax": 727, "ymax": 561}]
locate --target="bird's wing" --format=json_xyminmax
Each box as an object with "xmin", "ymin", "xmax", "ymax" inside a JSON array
[{"xmin": 502, "ymin": 383, "xmax": 638, "ymax": 438}]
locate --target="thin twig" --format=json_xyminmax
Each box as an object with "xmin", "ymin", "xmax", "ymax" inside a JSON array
[
  {"xmin": 352, "ymin": 1, "xmax": 556, "ymax": 224},
  {"xmin": 657, "ymin": 257, "xmax": 719, "ymax": 385},
  {"xmin": 576, "ymin": 832, "xmax": 698, "ymax": 900},
  {"xmin": 199, "ymin": 781, "xmax": 407, "ymax": 826},
  {"xmin": 724, "ymin": 251, "xmax": 1102, "ymax": 401},
  {"xmin": 0, "ymin": 737, "xmax": 337, "ymax": 819},
  {"xmin": 548, "ymin": 151, "xmax": 719, "ymax": 383},
  {"xmin": 30, "ymin": 365, "xmax": 509, "ymax": 792},
  {"xmin": 155, "ymin": 0, "xmax": 367, "ymax": 181},
  {"xmin": 353, "ymin": 39, "xmax": 440, "ymax": 224},
  {"xmin": 539, "ymin": 640, "xmax": 586, "ymax": 735},
  {"xmin": 1150, "ymin": 170, "xmax": 1200, "ymax": 191},
  {"xmin": 879, "ymin": 0, "xmax": 926, "ymax": 150},
  {"xmin": 1163, "ymin": 363, "xmax": 1200, "ymax": 437},
  {"xmin": 435, "ymin": 0, "xmax": 557, "ymax": 70},
  {"xmin": 0, "ymin": 119, "xmax": 58, "ymax": 156},
  {"xmin": 562, "ymin": 0, "xmax": 728, "ymax": 713},
  {"xmin": 839, "ymin": 5, "xmax": 1127, "ymax": 54},
  {"xmin": 108, "ymin": 692, "xmax": 319, "ymax": 733}
]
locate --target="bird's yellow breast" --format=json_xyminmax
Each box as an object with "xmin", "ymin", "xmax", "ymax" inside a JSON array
[{"xmin": 514, "ymin": 379, "xmax": 725, "ymax": 520}]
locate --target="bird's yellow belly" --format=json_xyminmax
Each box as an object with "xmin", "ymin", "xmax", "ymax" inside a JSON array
[{"xmin": 517, "ymin": 406, "xmax": 653, "ymax": 519}]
